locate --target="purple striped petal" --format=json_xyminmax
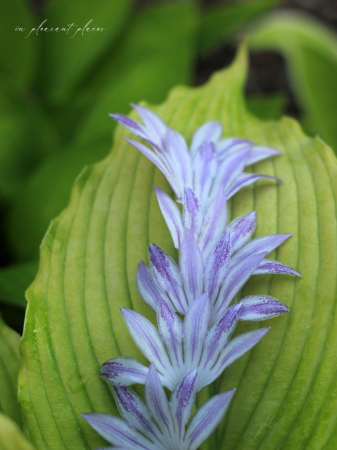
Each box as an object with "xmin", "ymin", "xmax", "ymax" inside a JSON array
[
  {"xmin": 213, "ymin": 252, "xmax": 268, "ymax": 324},
  {"xmin": 210, "ymin": 328, "xmax": 270, "ymax": 382},
  {"xmin": 199, "ymin": 303, "xmax": 241, "ymax": 388},
  {"xmin": 199, "ymin": 188, "xmax": 228, "ymax": 259},
  {"xmin": 165, "ymin": 129, "xmax": 192, "ymax": 188},
  {"xmin": 226, "ymin": 173, "xmax": 281, "ymax": 199},
  {"xmin": 101, "ymin": 357, "xmax": 148, "ymax": 386},
  {"xmin": 183, "ymin": 188, "xmax": 204, "ymax": 238},
  {"xmin": 125, "ymin": 139, "xmax": 181, "ymax": 198},
  {"xmin": 228, "ymin": 211, "xmax": 256, "ymax": 254},
  {"xmin": 131, "ymin": 104, "xmax": 168, "ymax": 147},
  {"xmin": 145, "ymin": 365, "xmax": 173, "ymax": 436},
  {"xmin": 232, "ymin": 233, "xmax": 292, "ymax": 264},
  {"xmin": 192, "ymin": 142, "xmax": 217, "ymax": 202},
  {"xmin": 136, "ymin": 262, "xmax": 171, "ymax": 311},
  {"xmin": 239, "ymin": 295, "xmax": 289, "ymax": 321},
  {"xmin": 190, "ymin": 121, "xmax": 223, "ymax": 156},
  {"xmin": 216, "ymin": 138, "xmax": 251, "ymax": 160},
  {"xmin": 179, "ymin": 230, "xmax": 204, "ymax": 305},
  {"xmin": 121, "ymin": 308, "xmax": 171, "ymax": 374},
  {"xmin": 154, "ymin": 187, "xmax": 183, "ymax": 249},
  {"xmin": 253, "ymin": 259, "xmax": 301, "ymax": 277},
  {"xmin": 245, "ymin": 146, "xmax": 282, "ymax": 166},
  {"xmin": 186, "ymin": 389, "xmax": 235, "ymax": 450},
  {"xmin": 170, "ymin": 371, "xmax": 198, "ymax": 440},
  {"xmin": 149, "ymin": 244, "xmax": 187, "ymax": 314},
  {"xmin": 209, "ymin": 148, "xmax": 251, "ymax": 203},
  {"xmin": 157, "ymin": 302, "xmax": 183, "ymax": 367},
  {"xmin": 183, "ymin": 293, "xmax": 210, "ymax": 367},
  {"xmin": 110, "ymin": 114, "xmax": 147, "ymax": 140},
  {"xmin": 205, "ymin": 230, "xmax": 231, "ymax": 303},
  {"xmin": 113, "ymin": 386, "xmax": 159, "ymax": 440},
  {"xmin": 81, "ymin": 413, "xmax": 156, "ymax": 450}
]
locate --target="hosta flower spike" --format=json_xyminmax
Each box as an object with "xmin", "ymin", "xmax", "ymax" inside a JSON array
[
  {"xmin": 83, "ymin": 365, "xmax": 235, "ymax": 450},
  {"xmin": 83, "ymin": 105, "xmax": 301, "ymax": 450}
]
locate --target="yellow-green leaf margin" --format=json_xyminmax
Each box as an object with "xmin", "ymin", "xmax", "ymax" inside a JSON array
[
  {"xmin": 19, "ymin": 42, "xmax": 337, "ymax": 450},
  {"xmin": 0, "ymin": 413, "xmax": 34, "ymax": 450},
  {"xmin": 0, "ymin": 314, "xmax": 21, "ymax": 427}
]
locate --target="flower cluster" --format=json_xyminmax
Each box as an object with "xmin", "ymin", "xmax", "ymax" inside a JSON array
[{"xmin": 83, "ymin": 105, "xmax": 300, "ymax": 450}]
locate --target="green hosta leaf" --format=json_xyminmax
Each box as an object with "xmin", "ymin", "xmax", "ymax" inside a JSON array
[
  {"xmin": 249, "ymin": 11, "xmax": 337, "ymax": 152},
  {"xmin": 0, "ymin": 0, "xmax": 37, "ymax": 90},
  {"xmin": 0, "ymin": 314, "xmax": 21, "ymax": 426},
  {"xmin": 198, "ymin": 0, "xmax": 281, "ymax": 55},
  {"xmin": 39, "ymin": 0, "xmax": 133, "ymax": 103},
  {"xmin": 19, "ymin": 43, "xmax": 337, "ymax": 449},
  {"xmin": 0, "ymin": 413, "xmax": 34, "ymax": 450},
  {"xmin": 0, "ymin": 262, "xmax": 37, "ymax": 308}
]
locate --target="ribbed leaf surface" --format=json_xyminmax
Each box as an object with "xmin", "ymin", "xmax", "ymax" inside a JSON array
[{"xmin": 19, "ymin": 44, "xmax": 337, "ymax": 449}]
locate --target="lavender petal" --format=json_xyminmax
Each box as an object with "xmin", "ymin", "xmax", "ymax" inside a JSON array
[
  {"xmin": 149, "ymin": 244, "xmax": 187, "ymax": 314},
  {"xmin": 190, "ymin": 121, "xmax": 223, "ymax": 156},
  {"xmin": 136, "ymin": 261, "xmax": 172, "ymax": 312},
  {"xmin": 186, "ymin": 389, "xmax": 236, "ymax": 450},
  {"xmin": 165, "ymin": 129, "xmax": 192, "ymax": 188},
  {"xmin": 157, "ymin": 302, "xmax": 183, "ymax": 368},
  {"xmin": 226, "ymin": 173, "xmax": 281, "ymax": 199},
  {"xmin": 131, "ymin": 104, "xmax": 168, "ymax": 147},
  {"xmin": 125, "ymin": 139, "xmax": 181, "ymax": 198},
  {"xmin": 121, "ymin": 308, "xmax": 172, "ymax": 375},
  {"xmin": 239, "ymin": 295, "xmax": 289, "ymax": 321},
  {"xmin": 232, "ymin": 233, "xmax": 292, "ymax": 264},
  {"xmin": 179, "ymin": 229, "xmax": 204, "ymax": 305},
  {"xmin": 253, "ymin": 259, "xmax": 301, "ymax": 277},
  {"xmin": 101, "ymin": 357, "xmax": 148, "ymax": 386},
  {"xmin": 192, "ymin": 142, "xmax": 217, "ymax": 202},
  {"xmin": 199, "ymin": 303, "xmax": 241, "ymax": 388},
  {"xmin": 145, "ymin": 364, "xmax": 173, "ymax": 436},
  {"xmin": 216, "ymin": 138, "xmax": 251, "ymax": 160},
  {"xmin": 154, "ymin": 187, "xmax": 183, "ymax": 249},
  {"xmin": 209, "ymin": 328, "xmax": 270, "ymax": 383},
  {"xmin": 113, "ymin": 386, "xmax": 159, "ymax": 440},
  {"xmin": 245, "ymin": 146, "xmax": 282, "ymax": 166},
  {"xmin": 81, "ymin": 413, "xmax": 156, "ymax": 450},
  {"xmin": 205, "ymin": 230, "xmax": 231, "ymax": 303},
  {"xmin": 213, "ymin": 251, "xmax": 268, "ymax": 324},
  {"xmin": 210, "ymin": 147, "xmax": 251, "ymax": 203},
  {"xmin": 110, "ymin": 114, "xmax": 148, "ymax": 140},
  {"xmin": 183, "ymin": 293, "xmax": 210, "ymax": 368},
  {"xmin": 183, "ymin": 188, "xmax": 204, "ymax": 238},
  {"xmin": 228, "ymin": 211, "xmax": 257, "ymax": 254},
  {"xmin": 199, "ymin": 188, "xmax": 228, "ymax": 259},
  {"xmin": 169, "ymin": 370, "xmax": 198, "ymax": 440}
]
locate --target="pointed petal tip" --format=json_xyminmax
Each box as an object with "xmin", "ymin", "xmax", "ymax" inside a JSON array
[
  {"xmin": 120, "ymin": 307, "xmax": 130, "ymax": 317},
  {"xmin": 223, "ymin": 387, "xmax": 236, "ymax": 400}
]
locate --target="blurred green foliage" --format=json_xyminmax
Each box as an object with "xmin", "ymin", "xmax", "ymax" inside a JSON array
[{"xmin": 249, "ymin": 11, "xmax": 337, "ymax": 151}]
